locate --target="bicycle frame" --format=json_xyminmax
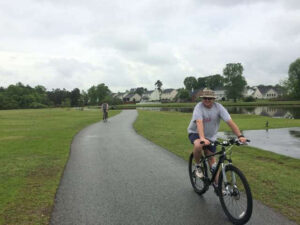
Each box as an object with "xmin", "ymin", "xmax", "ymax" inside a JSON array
[
  {"xmin": 201, "ymin": 145, "xmax": 234, "ymax": 186},
  {"xmin": 189, "ymin": 138, "xmax": 253, "ymax": 224}
]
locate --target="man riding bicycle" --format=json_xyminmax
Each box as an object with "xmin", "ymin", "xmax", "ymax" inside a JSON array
[{"xmin": 187, "ymin": 88, "xmax": 247, "ymax": 186}]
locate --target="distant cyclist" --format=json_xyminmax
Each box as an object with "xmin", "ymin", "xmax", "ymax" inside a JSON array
[
  {"xmin": 101, "ymin": 102, "xmax": 109, "ymax": 122},
  {"xmin": 187, "ymin": 88, "xmax": 246, "ymax": 186}
]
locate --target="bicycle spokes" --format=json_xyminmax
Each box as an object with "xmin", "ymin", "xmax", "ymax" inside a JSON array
[{"xmin": 219, "ymin": 165, "xmax": 252, "ymax": 224}]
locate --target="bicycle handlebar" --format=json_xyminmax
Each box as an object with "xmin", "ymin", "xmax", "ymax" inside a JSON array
[{"xmin": 200, "ymin": 138, "xmax": 250, "ymax": 147}]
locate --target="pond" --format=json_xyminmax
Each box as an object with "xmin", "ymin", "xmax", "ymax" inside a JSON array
[
  {"xmin": 138, "ymin": 105, "xmax": 300, "ymax": 119},
  {"xmin": 218, "ymin": 127, "xmax": 300, "ymax": 159}
]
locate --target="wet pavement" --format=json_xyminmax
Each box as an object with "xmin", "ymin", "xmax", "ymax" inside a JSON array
[{"xmin": 50, "ymin": 110, "xmax": 297, "ymax": 225}]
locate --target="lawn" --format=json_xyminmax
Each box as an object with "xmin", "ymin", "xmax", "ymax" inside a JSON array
[
  {"xmin": 134, "ymin": 110, "xmax": 300, "ymax": 224},
  {"xmin": 0, "ymin": 108, "xmax": 120, "ymax": 225}
]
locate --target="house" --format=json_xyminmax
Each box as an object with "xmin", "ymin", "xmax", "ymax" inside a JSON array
[
  {"xmin": 141, "ymin": 89, "xmax": 161, "ymax": 102},
  {"xmin": 252, "ymin": 86, "xmax": 280, "ymax": 99},
  {"xmin": 161, "ymin": 89, "xmax": 178, "ymax": 102},
  {"xmin": 213, "ymin": 88, "xmax": 226, "ymax": 101},
  {"xmin": 244, "ymin": 87, "xmax": 256, "ymax": 97},
  {"xmin": 190, "ymin": 89, "xmax": 204, "ymax": 102},
  {"xmin": 123, "ymin": 93, "xmax": 141, "ymax": 103},
  {"xmin": 112, "ymin": 92, "xmax": 128, "ymax": 101}
]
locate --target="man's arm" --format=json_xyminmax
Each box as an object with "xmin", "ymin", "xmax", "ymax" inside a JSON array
[
  {"xmin": 196, "ymin": 120, "xmax": 210, "ymax": 145},
  {"xmin": 226, "ymin": 119, "xmax": 247, "ymax": 143}
]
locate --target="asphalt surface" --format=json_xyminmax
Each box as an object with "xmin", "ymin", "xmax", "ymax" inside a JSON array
[{"xmin": 50, "ymin": 110, "xmax": 296, "ymax": 225}]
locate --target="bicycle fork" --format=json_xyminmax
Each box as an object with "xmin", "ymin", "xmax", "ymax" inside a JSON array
[{"xmin": 221, "ymin": 163, "xmax": 236, "ymax": 195}]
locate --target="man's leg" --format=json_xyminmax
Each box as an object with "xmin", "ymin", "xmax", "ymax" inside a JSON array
[
  {"xmin": 205, "ymin": 149, "xmax": 219, "ymax": 185},
  {"xmin": 193, "ymin": 139, "xmax": 205, "ymax": 163},
  {"xmin": 205, "ymin": 150, "xmax": 216, "ymax": 167}
]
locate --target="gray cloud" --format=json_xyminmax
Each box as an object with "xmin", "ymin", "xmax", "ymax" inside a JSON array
[
  {"xmin": 0, "ymin": 0, "xmax": 299, "ymax": 92},
  {"xmin": 200, "ymin": 0, "xmax": 300, "ymax": 9}
]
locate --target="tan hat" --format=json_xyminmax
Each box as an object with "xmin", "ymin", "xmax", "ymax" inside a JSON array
[{"xmin": 200, "ymin": 88, "xmax": 216, "ymax": 98}]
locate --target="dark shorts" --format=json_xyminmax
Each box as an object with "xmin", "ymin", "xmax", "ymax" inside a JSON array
[{"xmin": 188, "ymin": 133, "xmax": 216, "ymax": 153}]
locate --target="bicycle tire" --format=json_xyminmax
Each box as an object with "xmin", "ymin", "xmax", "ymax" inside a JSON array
[
  {"xmin": 103, "ymin": 112, "xmax": 108, "ymax": 121},
  {"xmin": 218, "ymin": 165, "xmax": 253, "ymax": 225},
  {"xmin": 188, "ymin": 153, "xmax": 209, "ymax": 195}
]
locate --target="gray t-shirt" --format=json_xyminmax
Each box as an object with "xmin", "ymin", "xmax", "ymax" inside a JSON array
[{"xmin": 187, "ymin": 102, "xmax": 231, "ymax": 141}]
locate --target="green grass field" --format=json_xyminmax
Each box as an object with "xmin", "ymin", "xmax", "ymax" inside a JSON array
[
  {"xmin": 0, "ymin": 108, "xmax": 120, "ymax": 225},
  {"xmin": 134, "ymin": 110, "xmax": 300, "ymax": 224}
]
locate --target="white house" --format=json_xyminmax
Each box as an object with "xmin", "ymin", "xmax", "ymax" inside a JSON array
[
  {"xmin": 141, "ymin": 89, "xmax": 161, "ymax": 102},
  {"xmin": 112, "ymin": 92, "xmax": 128, "ymax": 101},
  {"xmin": 213, "ymin": 88, "xmax": 226, "ymax": 100},
  {"xmin": 123, "ymin": 93, "xmax": 141, "ymax": 102},
  {"xmin": 161, "ymin": 89, "xmax": 178, "ymax": 102},
  {"xmin": 252, "ymin": 86, "xmax": 279, "ymax": 99}
]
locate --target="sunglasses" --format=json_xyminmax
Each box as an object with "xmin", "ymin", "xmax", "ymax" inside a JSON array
[{"xmin": 203, "ymin": 97, "xmax": 214, "ymax": 100}]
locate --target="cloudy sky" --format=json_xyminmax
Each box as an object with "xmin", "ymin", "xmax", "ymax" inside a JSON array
[{"xmin": 0, "ymin": 0, "xmax": 299, "ymax": 92}]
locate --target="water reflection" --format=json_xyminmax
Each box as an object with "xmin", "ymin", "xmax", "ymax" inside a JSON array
[
  {"xmin": 218, "ymin": 127, "xmax": 300, "ymax": 159},
  {"xmin": 289, "ymin": 130, "xmax": 300, "ymax": 138},
  {"xmin": 226, "ymin": 106, "xmax": 296, "ymax": 119},
  {"xmin": 138, "ymin": 105, "xmax": 300, "ymax": 119}
]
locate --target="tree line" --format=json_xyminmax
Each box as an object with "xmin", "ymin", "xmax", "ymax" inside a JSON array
[
  {"xmin": 177, "ymin": 63, "xmax": 247, "ymax": 102},
  {"xmin": 0, "ymin": 83, "xmax": 122, "ymax": 110},
  {"xmin": 177, "ymin": 58, "xmax": 300, "ymax": 101},
  {"xmin": 1, "ymin": 58, "xmax": 299, "ymax": 109}
]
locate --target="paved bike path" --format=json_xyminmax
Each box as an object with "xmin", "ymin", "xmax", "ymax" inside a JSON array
[{"xmin": 50, "ymin": 110, "xmax": 296, "ymax": 225}]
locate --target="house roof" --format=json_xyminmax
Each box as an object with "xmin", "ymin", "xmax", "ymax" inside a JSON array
[
  {"xmin": 162, "ymin": 88, "xmax": 175, "ymax": 93},
  {"xmin": 124, "ymin": 93, "xmax": 140, "ymax": 98},
  {"xmin": 256, "ymin": 86, "xmax": 278, "ymax": 95},
  {"xmin": 144, "ymin": 90, "xmax": 154, "ymax": 94},
  {"xmin": 256, "ymin": 86, "xmax": 272, "ymax": 95}
]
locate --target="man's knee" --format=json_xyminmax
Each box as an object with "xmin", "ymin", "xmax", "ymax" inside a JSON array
[{"xmin": 193, "ymin": 139, "xmax": 204, "ymax": 151}]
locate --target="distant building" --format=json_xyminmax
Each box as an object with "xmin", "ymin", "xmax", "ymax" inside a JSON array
[
  {"xmin": 189, "ymin": 89, "xmax": 206, "ymax": 102},
  {"xmin": 252, "ymin": 86, "xmax": 280, "ymax": 99},
  {"xmin": 213, "ymin": 88, "xmax": 226, "ymax": 100},
  {"xmin": 112, "ymin": 92, "xmax": 128, "ymax": 101},
  {"xmin": 161, "ymin": 89, "xmax": 178, "ymax": 102},
  {"xmin": 123, "ymin": 93, "xmax": 141, "ymax": 103},
  {"xmin": 141, "ymin": 89, "xmax": 161, "ymax": 102}
]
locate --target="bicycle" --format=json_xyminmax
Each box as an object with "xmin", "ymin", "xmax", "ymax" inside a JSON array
[
  {"xmin": 103, "ymin": 111, "xmax": 108, "ymax": 122},
  {"xmin": 188, "ymin": 138, "xmax": 253, "ymax": 225}
]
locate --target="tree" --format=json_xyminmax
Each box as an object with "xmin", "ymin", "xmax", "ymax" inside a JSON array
[
  {"xmin": 70, "ymin": 88, "xmax": 81, "ymax": 107},
  {"xmin": 155, "ymin": 80, "xmax": 163, "ymax": 91},
  {"xmin": 286, "ymin": 58, "xmax": 300, "ymax": 99},
  {"xmin": 184, "ymin": 76, "xmax": 197, "ymax": 91},
  {"xmin": 175, "ymin": 88, "xmax": 190, "ymax": 102},
  {"xmin": 155, "ymin": 80, "xmax": 163, "ymax": 100},
  {"xmin": 87, "ymin": 83, "xmax": 111, "ymax": 105},
  {"xmin": 206, "ymin": 74, "xmax": 225, "ymax": 90},
  {"xmin": 135, "ymin": 87, "xmax": 147, "ymax": 96},
  {"xmin": 80, "ymin": 90, "xmax": 89, "ymax": 106},
  {"xmin": 197, "ymin": 77, "xmax": 206, "ymax": 89},
  {"xmin": 223, "ymin": 63, "xmax": 247, "ymax": 101},
  {"xmin": 47, "ymin": 88, "xmax": 70, "ymax": 106}
]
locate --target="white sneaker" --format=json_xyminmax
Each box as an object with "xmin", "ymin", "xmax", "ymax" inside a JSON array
[{"xmin": 195, "ymin": 166, "xmax": 204, "ymax": 178}]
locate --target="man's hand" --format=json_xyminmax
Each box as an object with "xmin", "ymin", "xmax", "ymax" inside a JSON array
[
  {"xmin": 200, "ymin": 138, "xmax": 210, "ymax": 146},
  {"xmin": 238, "ymin": 136, "xmax": 247, "ymax": 143}
]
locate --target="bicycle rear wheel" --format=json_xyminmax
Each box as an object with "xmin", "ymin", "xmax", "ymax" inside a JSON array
[
  {"xmin": 218, "ymin": 165, "xmax": 252, "ymax": 225},
  {"xmin": 188, "ymin": 153, "xmax": 208, "ymax": 195},
  {"xmin": 103, "ymin": 111, "xmax": 108, "ymax": 121}
]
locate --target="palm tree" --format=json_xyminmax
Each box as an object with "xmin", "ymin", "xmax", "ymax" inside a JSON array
[{"xmin": 155, "ymin": 80, "xmax": 163, "ymax": 101}]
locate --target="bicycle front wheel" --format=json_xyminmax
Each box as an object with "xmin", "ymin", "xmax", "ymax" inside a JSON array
[
  {"xmin": 188, "ymin": 153, "xmax": 208, "ymax": 195},
  {"xmin": 218, "ymin": 165, "xmax": 253, "ymax": 225}
]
